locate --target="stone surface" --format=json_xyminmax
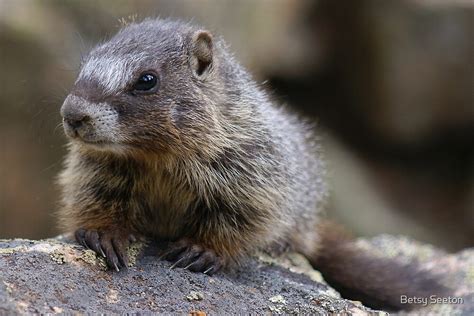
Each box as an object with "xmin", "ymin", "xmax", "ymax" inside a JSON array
[{"xmin": 0, "ymin": 236, "xmax": 472, "ymax": 314}]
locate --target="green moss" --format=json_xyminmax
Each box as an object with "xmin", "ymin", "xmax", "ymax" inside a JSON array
[
  {"xmin": 0, "ymin": 246, "xmax": 27, "ymax": 254},
  {"xmin": 186, "ymin": 291, "xmax": 204, "ymax": 301},
  {"xmin": 466, "ymin": 265, "xmax": 474, "ymax": 284},
  {"xmin": 127, "ymin": 241, "xmax": 146, "ymax": 267},
  {"xmin": 76, "ymin": 241, "xmax": 145, "ymax": 270},
  {"xmin": 78, "ymin": 249, "xmax": 107, "ymax": 270},
  {"xmin": 50, "ymin": 250, "xmax": 66, "ymax": 264}
]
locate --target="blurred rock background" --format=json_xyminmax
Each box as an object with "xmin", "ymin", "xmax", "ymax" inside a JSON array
[{"xmin": 0, "ymin": 0, "xmax": 472, "ymax": 250}]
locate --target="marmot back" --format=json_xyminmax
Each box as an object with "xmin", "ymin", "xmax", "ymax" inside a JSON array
[{"xmin": 58, "ymin": 18, "xmax": 448, "ymax": 311}]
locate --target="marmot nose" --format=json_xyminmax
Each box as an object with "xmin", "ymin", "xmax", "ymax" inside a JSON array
[{"xmin": 63, "ymin": 113, "xmax": 90, "ymax": 131}]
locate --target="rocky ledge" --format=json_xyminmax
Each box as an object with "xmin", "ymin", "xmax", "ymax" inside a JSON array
[{"xmin": 0, "ymin": 235, "xmax": 472, "ymax": 314}]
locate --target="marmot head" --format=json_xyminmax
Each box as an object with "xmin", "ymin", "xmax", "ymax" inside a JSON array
[{"xmin": 61, "ymin": 19, "xmax": 224, "ymax": 155}]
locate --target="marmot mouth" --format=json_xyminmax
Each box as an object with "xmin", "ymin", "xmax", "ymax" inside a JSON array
[
  {"xmin": 70, "ymin": 135, "xmax": 112, "ymax": 146},
  {"xmin": 73, "ymin": 138, "xmax": 128, "ymax": 153},
  {"xmin": 63, "ymin": 127, "xmax": 111, "ymax": 146},
  {"xmin": 80, "ymin": 138, "xmax": 112, "ymax": 146}
]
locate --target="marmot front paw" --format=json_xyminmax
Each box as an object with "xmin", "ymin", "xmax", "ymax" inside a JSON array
[
  {"xmin": 159, "ymin": 238, "xmax": 224, "ymax": 275},
  {"xmin": 75, "ymin": 227, "xmax": 136, "ymax": 271}
]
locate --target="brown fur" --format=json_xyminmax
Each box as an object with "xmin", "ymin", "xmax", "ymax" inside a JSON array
[{"xmin": 58, "ymin": 18, "xmax": 449, "ymax": 310}]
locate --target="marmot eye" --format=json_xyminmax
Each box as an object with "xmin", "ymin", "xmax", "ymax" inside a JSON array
[{"xmin": 133, "ymin": 73, "xmax": 158, "ymax": 92}]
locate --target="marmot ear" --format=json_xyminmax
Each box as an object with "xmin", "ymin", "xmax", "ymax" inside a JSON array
[{"xmin": 190, "ymin": 30, "xmax": 213, "ymax": 78}]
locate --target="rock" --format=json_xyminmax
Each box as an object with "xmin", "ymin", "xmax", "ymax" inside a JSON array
[{"xmin": 0, "ymin": 236, "xmax": 472, "ymax": 314}]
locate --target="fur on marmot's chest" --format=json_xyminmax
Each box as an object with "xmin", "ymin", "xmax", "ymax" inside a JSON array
[{"xmin": 127, "ymin": 168, "xmax": 199, "ymax": 239}]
